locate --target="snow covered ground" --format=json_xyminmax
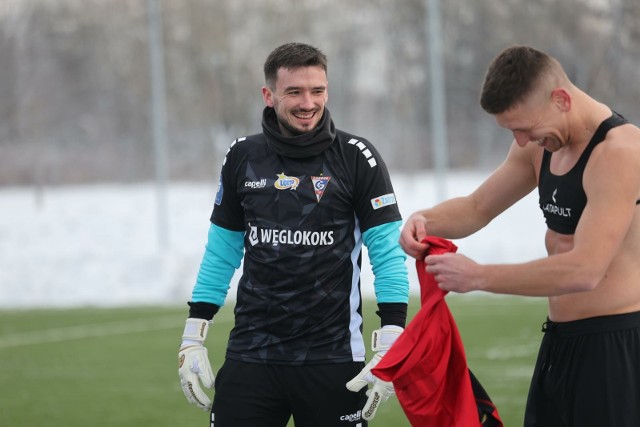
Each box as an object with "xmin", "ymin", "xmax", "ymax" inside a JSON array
[{"xmin": 0, "ymin": 171, "xmax": 547, "ymax": 309}]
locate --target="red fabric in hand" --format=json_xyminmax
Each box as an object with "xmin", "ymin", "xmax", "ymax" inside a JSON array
[{"xmin": 371, "ymin": 237, "xmax": 482, "ymax": 426}]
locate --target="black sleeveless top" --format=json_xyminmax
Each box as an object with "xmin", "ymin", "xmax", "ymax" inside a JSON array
[{"xmin": 538, "ymin": 112, "xmax": 629, "ymax": 235}]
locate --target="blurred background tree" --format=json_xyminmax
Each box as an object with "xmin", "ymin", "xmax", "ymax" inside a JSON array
[{"xmin": 1, "ymin": 0, "xmax": 638, "ymax": 186}]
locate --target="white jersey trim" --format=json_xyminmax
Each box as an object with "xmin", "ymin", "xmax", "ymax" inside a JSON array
[{"xmin": 349, "ymin": 218, "xmax": 365, "ymax": 361}]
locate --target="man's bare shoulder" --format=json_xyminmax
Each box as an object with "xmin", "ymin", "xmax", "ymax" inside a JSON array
[{"xmin": 594, "ymin": 123, "xmax": 640, "ymax": 165}]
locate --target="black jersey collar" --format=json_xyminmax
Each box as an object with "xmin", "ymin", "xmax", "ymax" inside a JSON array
[{"xmin": 262, "ymin": 107, "xmax": 336, "ymax": 158}]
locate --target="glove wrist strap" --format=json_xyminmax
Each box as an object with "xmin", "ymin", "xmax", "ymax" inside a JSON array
[
  {"xmin": 371, "ymin": 325, "xmax": 403, "ymax": 352},
  {"xmin": 182, "ymin": 318, "xmax": 211, "ymax": 343}
]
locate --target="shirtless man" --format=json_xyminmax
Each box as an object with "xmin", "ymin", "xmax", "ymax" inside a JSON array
[{"xmin": 400, "ymin": 45, "xmax": 640, "ymax": 427}]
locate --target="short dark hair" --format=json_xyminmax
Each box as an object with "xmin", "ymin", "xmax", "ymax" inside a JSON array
[
  {"xmin": 480, "ymin": 45, "xmax": 555, "ymax": 114},
  {"xmin": 263, "ymin": 42, "xmax": 328, "ymax": 89}
]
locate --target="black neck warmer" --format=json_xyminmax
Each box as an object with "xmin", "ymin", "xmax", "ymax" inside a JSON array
[{"xmin": 261, "ymin": 107, "xmax": 336, "ymax": 158}]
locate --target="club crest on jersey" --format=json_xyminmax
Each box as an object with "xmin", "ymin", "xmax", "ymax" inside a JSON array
[
  {"xmin": 311, "ymin": 176, "xmax": 331, "ymax": 202},
  {"xmin": 274, "ymin": 173, "xmax": 300, "ymax": 190},
  {"xmin": 371, "ymin": 193, "xmax": 397, "ymax": 210}
]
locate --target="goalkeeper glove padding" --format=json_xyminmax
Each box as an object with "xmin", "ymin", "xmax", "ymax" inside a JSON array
[
  {"xmin": 346, "ymin": 325, "xmax": 403, "ymax": 421},
  {"xmin": 178, "ymin": 318, "xmax": 215, "ymax": 411}
]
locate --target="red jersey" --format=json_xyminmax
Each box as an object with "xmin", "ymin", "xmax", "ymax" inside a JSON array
[{"xmin": 372, "ymin": 237, "xmax": 502, "ymax": 426}]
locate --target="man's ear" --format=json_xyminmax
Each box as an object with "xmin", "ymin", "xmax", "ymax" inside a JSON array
[
  {"xmin": 262, "ymin": 86, "xmax": 274, "ymax": 107},
  {"xmin": 325, "ymin": 81, "xmax": 329, "ymax": 104},
  {"xmin": 551, "ymin": 88, "xmax": 571, "ymax": 112}
]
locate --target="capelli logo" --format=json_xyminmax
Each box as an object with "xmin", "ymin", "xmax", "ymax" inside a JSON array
[
  {"xmin": 339, "ymin": 410, "xmax": 362, "ymax": 422},
  {"xmin": 245, "ymin": 179, "xmax": 267, "ymax": 189}
]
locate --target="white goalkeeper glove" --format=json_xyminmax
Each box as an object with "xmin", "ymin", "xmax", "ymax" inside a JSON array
[
  {"xmin": 178, "ymin": 318, "xmax": 215, "ymax": 411},
  {"xmin": 346, "ymin": 325, "xmax": 403, "ymax": 421}
]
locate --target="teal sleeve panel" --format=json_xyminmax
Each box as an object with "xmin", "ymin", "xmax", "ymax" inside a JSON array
[
  {"xmin": 362, "ymin": 220, "xmax": 409, "ymax": 304},
  {"xmin": 191, "ymin": 223, "xmax": 244, "ymax": 307}
]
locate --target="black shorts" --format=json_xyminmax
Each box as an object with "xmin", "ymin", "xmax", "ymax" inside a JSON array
[
  {"xmin": 210, "ymin": 359, "xmax": 369, "ymax": 427},
  {"xmin": 525, "ymin": 311, "xmax": 640, "ymax": 427}
]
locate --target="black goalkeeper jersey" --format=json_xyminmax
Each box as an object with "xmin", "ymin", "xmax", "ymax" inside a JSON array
[{"xmin": 211, "ymin": 108, "xmax": 402, "ymax": 365}]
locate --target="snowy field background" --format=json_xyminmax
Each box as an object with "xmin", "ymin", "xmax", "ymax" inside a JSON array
[{"xmin": 0, "ymin": 171, "xmax": 547, "ymax": 309}]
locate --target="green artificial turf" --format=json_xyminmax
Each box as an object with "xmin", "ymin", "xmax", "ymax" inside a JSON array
[{"xmin": 0, "ymin": 295, "xmax": 546, "ymax": 426}]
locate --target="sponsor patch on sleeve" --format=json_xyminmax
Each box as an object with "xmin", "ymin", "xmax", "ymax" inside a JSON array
[
  {"xmin": 370, "ymin": 193, "xmax": 397, "ymax": 210},
  {"xmin": 214, "ymin": 175, "xmax": 224, "ymax": 205}
]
